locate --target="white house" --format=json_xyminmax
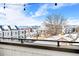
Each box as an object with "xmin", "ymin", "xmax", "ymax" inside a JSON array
[{"xmin": 3, "ymin": 25, "xmax": 11, "ymax": 38}]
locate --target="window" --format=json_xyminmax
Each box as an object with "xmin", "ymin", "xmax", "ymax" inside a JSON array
[
  {"xmin": 7, "ymin": 32, "xmax": 9, "ymax": 35},
  {"xmin": 5, "ymin": 32, "xmax": 6, "ymax": 35},
  {"xmin": 21, "ymin": 36, "xmax": 23, "ymax": 38},
  {"xmin": 0, "ymin": 33, "xmax": 1, "ymax": 35},
  {"xmin": 15, "ymin": 32, "xmax": 17, "ymax": 34},
  {"xmin": 22, "ymin": 31, "xmax": 24, "ymax": 34},
  {"xmin": 0, "ymin": 33, "xmax": 1, "ymax": 36}
]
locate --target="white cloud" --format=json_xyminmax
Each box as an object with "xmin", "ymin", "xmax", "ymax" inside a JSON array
[
  {"xmin": 32, "ymin": 4, "xmax": 48, "ymax": 17},
  {"xmin": 0, "ymin": 4, "xmax": 42, "ymax": 26},
  {"xmin": 49, "ymin": 3, "xmax": 77, "ymax": 9},
  {"xmin": 67, "ymin": 17, "xmax": 79, "ymax": 25},
  {"xmin": 0, "ymin": 3, "xmax": 77, "ymax": 26},
  {"xmin": 31, "ymin": 3, "xmax": 77, "ymax": 17},
  {"xmin": 51, "ymin": 3, "xmax": 65, "ymax": 9}
]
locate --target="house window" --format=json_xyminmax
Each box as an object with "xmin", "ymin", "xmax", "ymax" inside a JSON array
[
  {"xmin": 21, "ymin": 36, "xmax": 23, "ymax": 38},
  {"xmin": 15, "ymin": 32, "xmax": 17, "ymax": 34},
  {"xmin": 0, "ymin": 33, "xmax": 1, "ymax": 36},
  {"xmin": 22, "ymin": 31, "xmax": 24, "ymax": 34},
  {"xmin": 7, "ymin": 32, "xmax": 9, "ymax": 35},
  {"xmin": 5, "ymin": 32, "xmax": 6, "ymax": 35}
]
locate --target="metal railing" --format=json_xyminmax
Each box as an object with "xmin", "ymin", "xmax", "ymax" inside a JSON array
[{"xmin": 0, "ymin": 37, "xmax": 79, "ymax": 47}]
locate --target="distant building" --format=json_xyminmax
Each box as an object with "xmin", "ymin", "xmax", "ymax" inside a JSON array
[{"xmin": 64, "ymin": 25, "xmax": 78, "ymax": 34}]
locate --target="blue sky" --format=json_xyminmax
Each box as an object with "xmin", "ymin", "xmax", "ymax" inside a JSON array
[
  {"xmin": 24, "ymin": 3, "xmax": 79, "ymax": 19},
  {"xmin": 23, "ymin": 3, "xmax": 79, "ymax": 25},
  {"xmin": 0, "ymin": 3, "xmax": 79, "ymax": 26}
]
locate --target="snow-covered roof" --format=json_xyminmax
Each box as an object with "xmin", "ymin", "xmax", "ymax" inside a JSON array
[
  {"xmin": 3, "ymin": 25, "xmax": 9, "ymax": 30},
  {"xmin": 10, "ymin": 25, "xmax": 16, "ymax": 29},
  {"xmin": 3, "ymin": 25, "xmax": 17, "ymax": 30}
]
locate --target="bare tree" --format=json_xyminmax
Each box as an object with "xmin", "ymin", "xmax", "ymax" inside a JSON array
[
  {"xmin": 43, "ymin": 14, "xmax": 67, "ymax": 37},
  {"xmin": 76, "ymin": 26, "xmax": 79, "ymax": 33}
]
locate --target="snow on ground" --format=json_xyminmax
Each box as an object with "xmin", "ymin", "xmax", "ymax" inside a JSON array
[
  {"xmin": 44, "ymin": 36, "xmax": 61, "ymax": 40},
  {"xmin": 44, "ymin": 34, "xmax": 72, "ymax": 41},
  {"xmin": 34, "ymin": 41, "xmax": 57, "ymax": 45},
  {"xmin": 34, "ymin": 34, "xmax": 79, "ymax": 45},
  {"xmin": 44, "ymin": 33, "xmax": 79, "ymax": 41}
]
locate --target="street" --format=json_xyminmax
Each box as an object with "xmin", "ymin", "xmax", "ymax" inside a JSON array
[{"xmin": 0, "ymin": 44, "xmax": 79, "ymax": 56}]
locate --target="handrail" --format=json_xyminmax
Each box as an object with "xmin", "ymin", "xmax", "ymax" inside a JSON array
[{"xmin": 0, "ymin": 37, "xmax": 79, "ymax": 46}]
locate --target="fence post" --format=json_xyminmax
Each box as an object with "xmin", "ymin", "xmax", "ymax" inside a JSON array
[{"xmin": 57, "ymin": 41, "xmax": 60, "ymax": 47}]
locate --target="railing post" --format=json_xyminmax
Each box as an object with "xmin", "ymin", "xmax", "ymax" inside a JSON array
[
  {"xmin": 21, "ymin": 39, "xmax": 23, "ymax": 44},
  {"xmin": 2, "ymin": 31, "xmax": 4, "ymax": 40},
  {"xmin": 57, "ymin": 41, "xmax": 60, "ymax": 47}
]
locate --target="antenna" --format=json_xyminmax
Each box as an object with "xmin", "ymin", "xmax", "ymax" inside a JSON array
[
  {"xmin": 24, "ymin": 4, "xmax": 26, "ymax": 11},
  {"xmin": 24, "ymin": 8, "xmax": 26, "ymax": 11},
  {"xmin": 24, "ymin": 4, "xmax": 26, "ymax": 6},
  {"xmin": 3, "ymin": 3, "xmax": 6, "ymax": 9},
  {"xmin": 55, "ymin": 3, "xmax": 57, "ymax": 6}
]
